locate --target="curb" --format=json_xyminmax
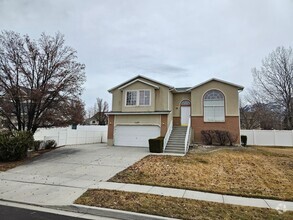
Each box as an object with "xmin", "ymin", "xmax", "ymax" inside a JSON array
[{"xmin": 60, "ymin": 204, "xmax": 177, "ymax": 220}]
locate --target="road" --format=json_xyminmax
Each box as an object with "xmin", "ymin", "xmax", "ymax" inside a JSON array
[{"xmin": 0, "ymin": 204, "xmax": 115, "ymax": 220}]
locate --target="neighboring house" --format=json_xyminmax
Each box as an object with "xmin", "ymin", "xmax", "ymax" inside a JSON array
[
  {"xmin": 107, "ymin": 75, "xmax": 243, "ymax": 153},
  {"xmin": 84, "ymin": 112, "xmax": 108, "ymax": 125}
]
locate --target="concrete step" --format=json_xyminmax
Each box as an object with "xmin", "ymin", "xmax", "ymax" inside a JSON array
[
  {"xmin": 170, "ymin": 134, "xmax": 186, "ymax": 137},
  {"xmin": 165, "ymin": 147, "xmax": 185, "ymax": 151},
  {"xmin": 166, "ymin": 144, "xmax": 185, "ymax": 148},
  {"xmin": 164, "ymin": 149, "xmax": 185, "ymax": 154},
  {"xmin": 168, "ymin": 137, "xmax": 185, "ymax": 141},
  {"xmin": 167, "ymin": 141, "xmax": 185, "ymax": 145}
]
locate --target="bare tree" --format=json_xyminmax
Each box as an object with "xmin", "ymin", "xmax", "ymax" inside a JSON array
[
  {"xmin": 252, "ymin": 46, "xmax": 293, "ymax": 129},
  {"xmin": 86, "ymin": 98, "xmax": 109, "ymax": 125},
  {"xmin": 0, "ymin": 31, "xmax": 86, "ymax": 133}
]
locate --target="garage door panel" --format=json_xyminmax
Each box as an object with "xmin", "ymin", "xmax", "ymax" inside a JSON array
[{"xmin": 114, "ymin": 125, "xmax": 160, "ymax": 147}]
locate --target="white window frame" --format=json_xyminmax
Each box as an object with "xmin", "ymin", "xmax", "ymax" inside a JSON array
[
  {"xmin": 203, "ymin": 90, "xmax": 225, "ymax": 122},
  {"xmin": 125, "ymin": 90, "xmax": 137, "ymax": 106},
  {"xmin": 125, "ymin": 89, "xmax": 151, "ymax": 107}
]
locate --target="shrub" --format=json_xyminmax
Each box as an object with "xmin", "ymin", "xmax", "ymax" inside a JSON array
[
  {"xmin": 226, "ymin": 132, "xmax": 238, "ymax": 146},
  {"xmin": 241, "ymin": 135, "xmax": 247, "ymax": 146},
  {"xmin": 0, "ymin": 131, "xmax": 34, "ymax": 162},
  {"xmin": 33, "ymin": 140, "xmax": 43, "ymax": 151},
  {"xmin": 44, "ymin": 140, "xmax": 57, "ymax": 149},
  {"xmin": 201, "ymin": 130, "xmax": 213, "ymax": 145},
  {"xmin": 213, "ymin": 130, "xmax": 228, "ymax": 146},
  {"xmin": 201, "ymin": 130, "xmax": 238, "ymax": 146},
  {"xmin": 149, "ymin": 137, "xmax": 164, "ymax": 153}
]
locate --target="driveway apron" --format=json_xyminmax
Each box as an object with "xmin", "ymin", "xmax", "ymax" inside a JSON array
[{"xmin": 0, "ymin": 144, "xmax": 149, "ymax": 206}]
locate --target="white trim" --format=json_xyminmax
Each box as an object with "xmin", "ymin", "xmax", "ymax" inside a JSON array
[
  {"xmin": 187, "ymin": 78, "xmax": 244, "ymax": 91},
  {"xmin": 108, "ymin": 75, "xmax": 174, "ymax": 92},
  {"xmin": 163, "ymin": 120, "xmax": 173, "ymax": 151},
  {"xmin": 180, "ymin": 99, "xmax": 191, "ymax": 106},
  {"xmin": 125, "ymin": 89, "xmax": 151, "ymax": 107},
  {"xmin": 118, "ymin": 79, "xmax": 159, "ymax": 90},
  {"xmin": 107, "ymin": 111, "xmax": 170, "ymax": 115},
  {"xmin": 115, "ymin": 123, "xmax": 160, "ymax": 126},
  {"xmin": 202, "ymin": 89, "xmax": 226, "ymax": 122},
  {"xmin": 184, "ymin": 117, "xmax": 191, "ymax": 154}
]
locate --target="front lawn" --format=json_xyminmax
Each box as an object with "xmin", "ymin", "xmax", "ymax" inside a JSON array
[
  {"xmin": 109, "ymin": 146, "xmax": 293, "ymax": 201},
  {"xmin": 75, "ymin": 189, "xmax": 293, "ymax": 220}
]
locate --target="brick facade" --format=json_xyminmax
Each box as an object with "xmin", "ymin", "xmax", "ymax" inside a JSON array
[
  {"xmin": 107, "ymin": 115, "xmax": 114, "ymax": 139},
  {"xmin": 192, "ymin": 116, "xmax": 240, "ymax": 144},
  {"xmin": 173, "ymin": 117, "xmax": 181, "ymax": 126},
  {"xmin": 160, "ymin": 114, "xmax": 168, "ymax": 136}
]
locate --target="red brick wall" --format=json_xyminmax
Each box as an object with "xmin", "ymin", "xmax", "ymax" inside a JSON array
[
  {"xmin": 161, "ymin": 115, "xmax": 168, "ymax": 136},
  {"xmin": 107, "ymin": 115, "xmax": 114, "ymax": 139},
  {"xmin": 173, "ymin": 117, "xmax": 181, "ymax": 126},
  {"xmin": 192, "ymin": 116, "xmax": 240, "ymax": 144}
]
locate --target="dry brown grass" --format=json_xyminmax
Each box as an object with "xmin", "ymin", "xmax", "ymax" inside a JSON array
[
  {"xmin": 109, "ymin": 146, "xmax": 293, "ymax": 201},
  {"xmin": 75, "ymin": 189, "xmax": 293, "ymax": 220},
  {"xmin": 0, "ymin": 148, "xmax": 54, "ymax": 171}
]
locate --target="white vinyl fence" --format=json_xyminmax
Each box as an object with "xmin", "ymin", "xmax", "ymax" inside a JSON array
[
  {"xmin": 34, "ymin": 125, "xmax": 108, "ymax": 146},
  {"xmin": 241, "ymin": 130, "xmax": 293, "ymax": 147}
]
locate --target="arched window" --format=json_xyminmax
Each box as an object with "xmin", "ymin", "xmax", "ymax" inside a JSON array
[
  {"xmin": 181, "ymin": 100, "xmax": 191, "ymax": 106},
  {"xmin": 204, "ymin": 90, "xmax": 225, "ymax": 122}
]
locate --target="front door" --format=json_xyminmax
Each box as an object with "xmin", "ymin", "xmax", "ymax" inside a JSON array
[{"xmin": 180, "ymin": 100, "xmax": 191, "ymax": 126}]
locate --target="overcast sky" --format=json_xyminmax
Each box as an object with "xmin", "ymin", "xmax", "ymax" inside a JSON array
[{"xmin": 1, "ymin": 0, "xmax": 293, "ymax": 110}]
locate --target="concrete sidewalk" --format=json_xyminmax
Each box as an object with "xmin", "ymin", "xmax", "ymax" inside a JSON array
[{"xmin": 91, "ymin": 182, "xmax": 293, "ymax": 212}]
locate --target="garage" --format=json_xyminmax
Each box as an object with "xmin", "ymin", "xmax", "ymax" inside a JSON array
[{"xmin": 114, "ymin": 125, "xmax": 160, "ymax": 147}]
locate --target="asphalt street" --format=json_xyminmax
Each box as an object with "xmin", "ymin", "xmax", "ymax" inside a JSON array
[{"xmin": 0, "ymin": 204, "xmax": 112, "ymax": 220}]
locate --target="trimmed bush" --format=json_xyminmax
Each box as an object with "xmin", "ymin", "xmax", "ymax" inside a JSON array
[
  {"xmin": 201, "ymin": 130, "xmax": 213, "ymax": 145},
  {"xmin": 44, "ymin": 140, "xmax": 57, "ymax": 149},
  {"xmin": 149, "ymin": 137, "xmax": 164, "ymax": 153},
  {"xmin": 0, "ymin": 131, "xmax": 34, "ymax": 162},
  {"xmin": 213, "ymin": 130, "xmax": 228, "ymax": 146},
  {"xmin": 201, "ymin": 130, "xmax": 238, "ymax": 146},
  {"xmin": 241, "ymin": 135, "xmax": 247, "ymax": 147},
  {"xmin": 33, "ymin": 140, "xmax": 43, "ymax": 151}
]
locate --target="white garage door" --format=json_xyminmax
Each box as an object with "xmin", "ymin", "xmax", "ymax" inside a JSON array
[{"xmin": 114, "ymin": 125, "xmax": 160, "ymax": 147}]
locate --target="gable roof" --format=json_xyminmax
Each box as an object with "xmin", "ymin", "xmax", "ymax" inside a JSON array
[
  {"xmin": 187, "ymin": 78, "xmax": 244, "ymax": 91},
  {"xmin": 108, "ymin": 75, "xmax": 174, "ymax": 92},
  {"xmin": 172, "ymin": 87, "xmax": 192, "ymax": 93},
  {"xmin": 118, "ymin": 79, "xmax": 160, "ymax": 90}
]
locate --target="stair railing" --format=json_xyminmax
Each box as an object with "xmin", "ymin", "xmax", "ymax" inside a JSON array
[
  {"xmin": 163, "ymin": 120, "xmax": 173, "ymax": 151},
  {"xmin": 184, "ymin": 117, "xmax": 191, "ymax": 154}
]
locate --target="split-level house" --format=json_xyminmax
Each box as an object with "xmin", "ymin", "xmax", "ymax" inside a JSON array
[{"xmin": 107, "ymin": 75, "xmax": 243, "ymax": 153}]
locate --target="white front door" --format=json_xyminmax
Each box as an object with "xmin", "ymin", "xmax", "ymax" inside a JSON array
[
  {"xmin": 181, "ymin": 106, "xmax": 190, "ymax": 126},
  {"xmin": 114, "ymin": 125, "xmax": 160, "ymax": 147}
]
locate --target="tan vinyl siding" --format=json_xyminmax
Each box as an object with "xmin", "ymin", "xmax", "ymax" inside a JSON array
[
  {"xmin": 121, "ymin": 81, "xmax": 155, "ymax": 112},
  {"xmin": 114, "ymin": 115, "xmax": 161, "ymax": 126},
  {"xmin": 191, "ymin": 81, "xmax": 239, "ymax": 116},
  {"xmin": 172, "ymin": 93, "xmax": 191, "ymax": 117},
  {"xmin": 154, "ymin": 86, "xmax": 169, "ymax": 111},
  {"xmin": 112, "ymin": 89, "xmax": 122, "ymax": 111},
  {"xmin": 111, "ymin": 77, "xmax": 170, "ymax": 112}
]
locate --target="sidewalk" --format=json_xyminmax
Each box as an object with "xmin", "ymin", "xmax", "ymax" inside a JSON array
[{"xmin": 90, "ymin": 182, "xmax": 293, "ymax": 212}]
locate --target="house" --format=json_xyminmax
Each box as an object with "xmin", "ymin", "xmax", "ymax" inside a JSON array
[
  {"xmin": 84, "ymin": 112, "xmax": 108, "ymax": 125},
  {"xmin": 107, "ymin": 75, "xmax": 243, "ymax": 153}
]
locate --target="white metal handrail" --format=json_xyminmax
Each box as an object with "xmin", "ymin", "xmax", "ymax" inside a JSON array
[
  {"xmin": 163, "ymin": 120, "xmax": 173, "ymax": 151},
  {"xmin": 184, "ymin": 117, "xmax": 191, "ymax": 154}
]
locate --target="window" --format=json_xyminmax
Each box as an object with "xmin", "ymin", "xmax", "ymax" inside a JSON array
[
  {"xmin": 126, "ymin": 90, "xmax": 150, "ymax": 106},
  {"xmin": 139, "ymin": 90, "xmax": 150, "ymax": 105},
  {"xmin": 204, "ymin": 90, "xmax": 225, "ymax": 122},
  {"xmin": 126, "ymin": 91, "xmax": 137, "ymax": 106}
]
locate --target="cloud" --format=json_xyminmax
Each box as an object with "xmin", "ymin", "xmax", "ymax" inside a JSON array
[{"xmin": 1, "ymin": 0, "xmax": 293, "ymax": 108}]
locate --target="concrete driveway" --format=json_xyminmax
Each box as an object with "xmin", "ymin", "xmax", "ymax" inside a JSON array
[{"xmin": 0, "ymin": 144, "xmax": 149, "ymax": 206}]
